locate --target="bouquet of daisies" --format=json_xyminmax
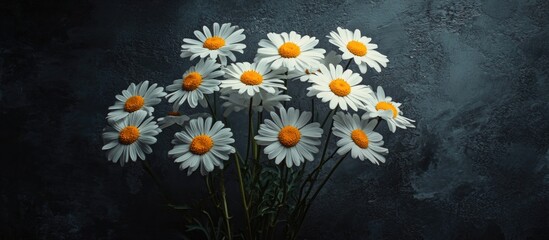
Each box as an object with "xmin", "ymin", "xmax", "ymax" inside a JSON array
[{"xmin": 102, "ymin": 22, "xmax": 414, "ymax": 239}]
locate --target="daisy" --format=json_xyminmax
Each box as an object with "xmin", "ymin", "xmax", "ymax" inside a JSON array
[
  {"xmin": 220, "ymin": 61, "xmax": 286, "ymax": 96},
  {"xmin": 286, "ymin": 50, "xmax": 342, "ymax": 82},
  {"xmin": 220, "ymin": 89, "xmax": 291, "ymax": 117},
  {"xmin": 180, "ymin": 22, "xmax": 246, "ymax": 66},
  {"xmin": 166, "ymin": 58, "xmax": 223, "ymax": 108},
  {"xmin": 327, "ymin": 27, "xmax": 389, "ymax": 74},
  {"xmin": 332, "ymin": 112, "xmax": 388, "ymax": 164},
  {"xmin": 255, "ymin": 31, "xmax": 325, "ymax": 72},
  {"xmin": 107, "ymin": 81, "xmax": 167, "ymax": 121},
  {"xmin": 168, "ymin": 117, "xmax": 235, "ymax": 176},
  {"xmin": 362, "ymin": 86, "xmax": 415, "ymax": 133},
  {"xmin": 306, "ymin": 64, "xmax": 373, "ymax": 111},
  {"xmin": 157, "ymin": 111, "xmax": 190, "ymax": 129},
  {"xmin": 255, "ymin": 107, "xmax": 323, "ymax": 168},
  {"xmin": 102, "ymin": 110, "xmax": 161, "ymax": 166}
]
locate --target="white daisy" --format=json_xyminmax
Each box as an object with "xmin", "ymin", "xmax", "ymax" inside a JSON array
[
  {"xmin": 220, "ymin": 89, "xmax": 291, "ymax": 117},
  {"xmin": 362, "ymin": 86, "xmax": 415, "ymax": 133},
  {"xmin": 255, "ymin": 107, "xmax": 323, "ymax": 168},
  {"xmin": 168, "ymin": 117, "xmax": 235, "ymax": 176},
  {"xmin": 286, "ymin": 50, "xmax": 342, "ymax": 82},
  {"xmin": 327, "ymin": 27, "xmax": 389, "ymax": 74},
  {"xmin": 306, "ymin": 64, "xmax": 374, "ymax": 111},
  {"xmin": 157, "ymin": 111, "xmax": 190, "ymax": 129},
  {"xmin": 180, "ymin": 22, "xmax": 246, "ymax": 66},
  {"xmin": 166, "ymin": 59, "xmax": 223, "ymax": 108},
  {"xmin": 102, "ymin": 110, "xmax": 161, "ymax": 166},
  {"xmin": 255, "ymin": 31, "xmax": 325, "ymax": 72},
  {"xmin": 332, "ymin": 112, "xmax": 388, "ymax": 164},
  {"xmin": 220, "ymin": 61, "xmax": 286, "ymax": 96},
  {"xmin": 107, "ymin": 81, "xmax": 166, "ymax": 121}
]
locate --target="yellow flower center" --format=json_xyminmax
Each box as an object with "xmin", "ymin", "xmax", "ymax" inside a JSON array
[
  {"xmin": 189, "ymin": 135, "xmax": 214, "ymax": 155},
  {"xmin": 375, "ymin": 101, "xmax": 398, "ymax": 118},
  {"xmin": 240, "ymin": 70, "xmax": 263, "ymax": 85},
  {"xmin": 203, "ymin": 36, "xmax": 225, "ymax": 50},
  {"xmin": 329, "ymin": 79, "xmax": 351, "ymax": 97},
  {"xmin": 351, "ymin": 129, "xmax": 369, "ymax": 148},
  {"xmin": 346, "ymin": 40, "xmax": 367, "ymax": 56},
  {"xmin": 119, "ymin": 126, "xmax": 140, "ymax": 145},
  {"xmin": 124, "ymin": 96, "xmax": 145, "ymax": 112},
  {"xmin": 278, "ymin": 42, "xmax": 301, "ymax": 58},
  {"xmin": 168, "ymin": 111, "xmax": 181, "ymax": 116},
  {"xmin": 278, "ymin": 126, "xmax": 301, "ymax": 147},
  {"xmin": 182, "ymin": 72, "xmax": 203, "ymax": 91}
]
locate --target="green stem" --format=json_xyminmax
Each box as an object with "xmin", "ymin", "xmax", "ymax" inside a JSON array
[
  {"xmin": 245, "ymin": 98, "xmax": 254, "ymax": 163},
  {"xmin": 219, "ymin": 172, "xmax": 232, "ymax": 240},
  {"xmin": 309, "ymin": 153, "xmax": 348, "ymax": 204},
  {"xmin": 284, "ymin": 71, "xmax": 288, "ymax": 107},
  {"xmin": 205, "ymin": 175, "xmax": 221, "ymax": 208},
  {"xmin": 297, "ymin": 160, "xmax": 307, "ymax": 189},
  {"xmin": 213, "ymin": 91, "xmax": 217, "ymax": 117},
  {"xmin": 204, "ymin": 96, "xmax": 217, "ymax": 120},
  {"xmin": 201, "ymin": 210, "xmax": 217, "ymax": 238},
  {"xmin": 320, "ymin": 109, "xmax": 335, "ymax": 129},
  {"xmin": 291, "ymin": 112, "xmax": 336, "ymax": 236},
  {"xmin": 141, "ymin": 160, "xmax": 172, "ymax": 205},
  {"xmin": 311, "ymin": 98, "xmax": 315, "ymax": 121},
  {"xmin": 271, "ymin": 166, "xmax": 288, "ymax": 225},
  {"xmin": 292, "ymin": 153, "xmax": 348, "ymax": 240},
  {"xmin": 344, "ymin": 58, "xmax": 352, "ymax": 70},
  {"xmin": 234, "ymin": 153, "xmax": 253, "ymax": 240},
  {"xmin": 374, "ymin": 117, "xmax": 381, "ymax": 130},
  {"xmin": 297, "ymin": 149, "xmax": 337, "ymax": 201},
  {"xmin": 303, "ymin": 123, "xmax": 333, "ymax": 199},
  {"xmin": 255, "ymin": 109, "xmax": 262, "ymax": 161},
  {"xmin": 251, "ymin": 108, "xmax": 263, "ymax": 209},
  {"xmin": 267, "ymin": 166, "xmax": 286, "ymax": 239}
]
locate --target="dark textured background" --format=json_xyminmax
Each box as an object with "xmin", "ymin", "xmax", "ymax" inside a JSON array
[{"xmin": 1, "ymin": 0, "xmax": 548, "ymax": 239}]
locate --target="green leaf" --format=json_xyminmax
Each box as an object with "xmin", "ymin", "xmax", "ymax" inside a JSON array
[{"xmin": 186, "ymin": 218, "xmax": 211, "ymax": 240}]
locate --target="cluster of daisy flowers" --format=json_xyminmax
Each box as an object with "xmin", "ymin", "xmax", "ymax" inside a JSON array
[{"xmin": 101, "ymin": 23, "xmax": 415, "ymax": 175}]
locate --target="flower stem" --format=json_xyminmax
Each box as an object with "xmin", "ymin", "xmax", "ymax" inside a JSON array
[
  {"xmin": 320, "ymin": 109, "xmax": 335, "ymax": 129},
  {"xmin": 204, "ymin": 96, "xmax": 217, "ymax": 120},
  {"xmin": 245, "ymin": 98, "xmax": 254, "ymax": 163},
  {"xmin": 284, "ymin": 71, "xmax": 289, "ymax": 107},
  {"xmin": 300, "ymin": 122, "xmax": 333, "ymax": 202},
  {"xmin": 234, "ymin": 153, "xmax": 253, "ymax": 239},
  {"xmin": 374, "ymin": 116, "xmax": 381, "ymax": 130},
  {"xmin": 251, "ymin": 109, "xmax": 263, "ymax": 207},
  {"xmin": 308, "ymin": 153, "xmax": 348, "ymax": 205},
  {"xmin": 141, "ymin": 160, "xmax": 172, "ymax": 205},
  {"xmin": 311, "ymin": 98, "xmax": 315, "ymax": 121},
  {"xmin": 292, "ymin": 153, "xmax": 349, "ymax": 239},
  {"xmin": 291, "ymin": 108, "xmax": 336, "ymax": 238},
  {"xmin": 344, "ymin": 59, "xmax": 352, "ymax": 70},
  {"xmin": 255, "ymin": 110, "xmax": 262, "ymax": 161},
  {"xmin": 205, "ymin": 175, "xmax": 221, "ymax": 208},
  {"xmin": 219, "ymin": 171, "xmax": 232, "ymax": 240},
  {"xmin": 242, "ymin": 96, "xmax": 256, "ymax": 239},
  {"xmin": 213, "ymin": 91, "xmax": 217, "ymax": 117}
]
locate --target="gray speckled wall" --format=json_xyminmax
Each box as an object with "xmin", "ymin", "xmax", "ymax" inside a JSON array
[{"xmin": 1, "ymin": 0, "xmax": 548, "ymax": 239}]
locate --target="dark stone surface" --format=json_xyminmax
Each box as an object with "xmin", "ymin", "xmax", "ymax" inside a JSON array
[{"xmin": 1, "ymin": 0, "xmax": 548, "ymax": 239}]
